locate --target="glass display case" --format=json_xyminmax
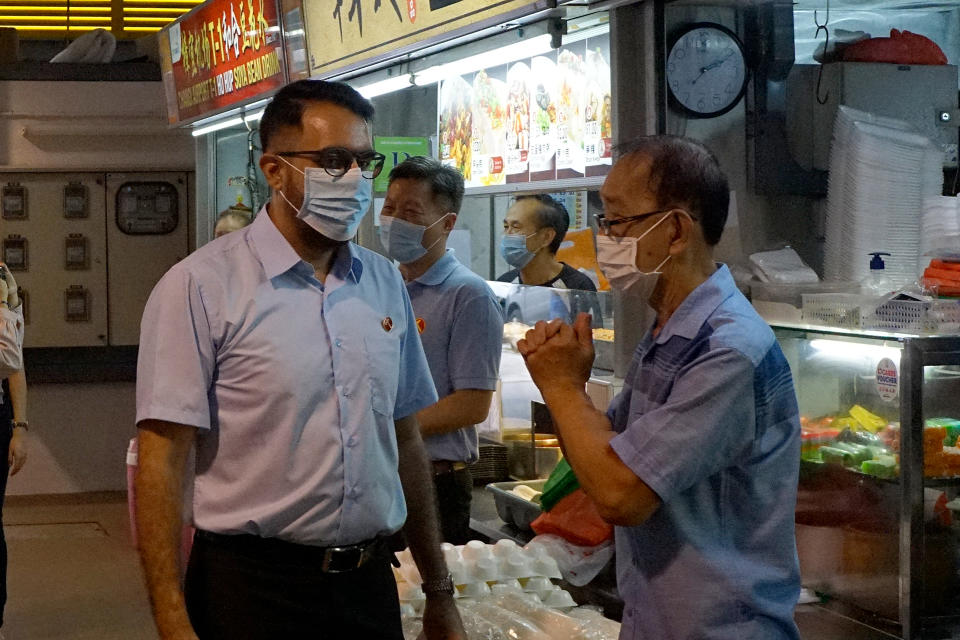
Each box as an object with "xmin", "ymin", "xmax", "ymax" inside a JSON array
[
  {"xmin": 488, "ymin": 282, "xmax": 616, "ymax": 480},
  {"xmin": 775, "ymin": 322, "xmax": 960, "ymax": 639}
]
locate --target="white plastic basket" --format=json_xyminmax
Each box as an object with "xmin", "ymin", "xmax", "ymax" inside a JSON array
[
  {"xmin": 802, "ymin": 293, "xmax": 866, "ymax": 329},
  {"xmin": 866, "ymin": 299, "xmax": 960, "ymax": 334}
]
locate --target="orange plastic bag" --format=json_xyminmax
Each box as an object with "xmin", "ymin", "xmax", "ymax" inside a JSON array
[{"xmin": 531, "ymin": 488, "xmax": 614, "ymax": 547}]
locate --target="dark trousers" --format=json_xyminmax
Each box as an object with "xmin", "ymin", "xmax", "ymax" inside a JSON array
[
  {"xmin": 184, "ymin": 532, "xmax": 404, "ymax": 640},
  {"xmin": 0, "ymin": 422, "xmax": 9, "ymax": 628},
  {"xmin": 434, "ymin": 467, "xmax": 472, "ymax": 545},
  {"xmin": 0, "ymin": 380, "xmax": 13, "ymax": 629}
]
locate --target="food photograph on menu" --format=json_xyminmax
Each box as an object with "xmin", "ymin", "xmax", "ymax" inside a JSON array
[
  {"xmin": 505, "ymin": 61, "xmax": 532, "ymax": 183},
  {"xmin": 470, "ymin": 69, "xmax": 508, "ymax": 187},
  {"xmin": 556, "ymin": 42, "xmax": 587, "ymax": 179},
  {"xmin": 439, "ymin": 75, "xmax": 474, "ymax": 182},
  {"xmin": 585, "ymin": 34, "xmax": 613, "ymax": 176},
  {"xmin": 529, "ymin": 55, "xmax": 559, "ymax": 181}
]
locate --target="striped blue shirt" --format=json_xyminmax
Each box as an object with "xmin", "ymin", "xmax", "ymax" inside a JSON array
[{"xmin": 608, "ymin": 265, "xmax": 801, "ymax": 639}]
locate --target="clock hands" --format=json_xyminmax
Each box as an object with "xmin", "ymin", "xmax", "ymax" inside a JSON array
[{"xmin": 691, "ymin": 50, "xmax": 736, "ymax": 85}]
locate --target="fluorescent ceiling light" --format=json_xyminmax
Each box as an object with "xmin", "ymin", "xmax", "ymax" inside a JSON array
[
  {"xmin": 244, "ymin": 109, "xmax": 265, "ymax": 123},
  {"xmin": 809, "ymin": 339, "xmax": 901, "ymax": 363},
  {"xmin": 191, "ymin": 117, "xmax": 244, "ymax": 137},
  {"xmin": 564, "ymin": 23, "xmax": 609, "ymax": 45},
  {"xmin": 356, "ymin": 74, "xmax": 413, "ymax": 98},
  {"xmin": 415, "ymin": 33, "xmax": 553, "ymax": 87}
]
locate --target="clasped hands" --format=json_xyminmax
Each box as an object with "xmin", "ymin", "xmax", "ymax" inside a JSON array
[{"xmin": 517, "ymin": 312, "xmax": 595, "ymax": 393}]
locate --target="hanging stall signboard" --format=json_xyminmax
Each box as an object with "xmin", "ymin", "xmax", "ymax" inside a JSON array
[
  {"xmin": 304, "ymin": 0, "xmax": 546, "ymax": 79},
  {"xmin": 439, "ymin": 31, "xmax": 611, "ymax": 188},
  {"xmin": 159, "ymin": 0, "xmax": 287, "ymax": 125}
]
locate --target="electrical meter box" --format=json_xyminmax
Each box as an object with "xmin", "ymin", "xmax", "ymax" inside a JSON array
[
  {"xmin": 1, "ymin": 184, "xmax": 26, "ymax": 219},
  {"xmin": 106, "ymin": 172, "xmax": 190, "ymax": 346},
  {"xmin": 787, "ymin": 63, "xmax": 959, "ymax": 170},
  {"xmin": 63, "ymin": 183, "xmax": 88, "ymax": 218}
]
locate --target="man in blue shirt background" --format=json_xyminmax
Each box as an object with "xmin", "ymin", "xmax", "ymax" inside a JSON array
[
  {"xmin": 518, "ymin": 135, "xmax": 801, "ymax": 639},
  {"xmin": 379, "ymin": 156, "xmax": 504, "ymax": 544}
]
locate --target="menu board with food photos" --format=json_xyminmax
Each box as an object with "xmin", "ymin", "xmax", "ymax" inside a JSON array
[{"xmin": 438, "ymin": 32, "xmax": 611, "ymax": 187}]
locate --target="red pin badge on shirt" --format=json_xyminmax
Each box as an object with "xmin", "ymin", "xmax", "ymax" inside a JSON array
[
  {"xmin": 382, "ymin": 317, "xmax": 394, "ymax": 332},
  {"xmin": 416, "ymin": 318, "xmax": 425, "ymax": 334}
]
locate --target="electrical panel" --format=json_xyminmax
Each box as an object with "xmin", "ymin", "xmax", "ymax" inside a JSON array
[
  {"xmin": 0, "ymin": 172, "xmax": 190, "ymax": 347},
  {"xmin": 0, "ymin": 174, "xmax": 107, "ymax": 347}
]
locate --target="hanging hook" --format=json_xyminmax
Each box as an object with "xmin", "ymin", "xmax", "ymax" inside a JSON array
[{"xmin": 814, "ymin": 0, "xmax": 831, "ymax": 105}]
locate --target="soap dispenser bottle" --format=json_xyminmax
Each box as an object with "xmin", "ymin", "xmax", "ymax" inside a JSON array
[{"xmin": 862, "ymin": 252, "xmax": 893, "ymax": 296}]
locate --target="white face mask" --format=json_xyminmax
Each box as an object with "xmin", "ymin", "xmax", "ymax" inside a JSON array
[
  {"xmin": 595, "ymin": 211, "xmax": 674, "ymax": 299},
  {"xmin": 278, "ymin": 159, "xmax": 372, "ymax": 241}
]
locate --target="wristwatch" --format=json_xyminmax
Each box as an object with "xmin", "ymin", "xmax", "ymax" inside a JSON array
[
  {"xmin": 421, "ymin": 573, "xmax": 455, "ymax": 596},
  {"xmin": 12, "ymin": 421, "xmax": 27, "ymax": 431}
]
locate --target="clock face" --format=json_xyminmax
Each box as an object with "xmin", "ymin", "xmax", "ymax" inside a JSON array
[{"xmin": 666, "ymin": 24, "xmax": 747, "ymax": 117}]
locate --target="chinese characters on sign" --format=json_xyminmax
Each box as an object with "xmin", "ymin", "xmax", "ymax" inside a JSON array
[
  {"xmin": 332, "ymin": 0, "xmax": 403, "ymax": 40},
  {"xmin": 305, "ymin": 0, "xmax": 540, "ymax": 78},
  {"xmin": 160, "ymin": 0, "xmax": 286, "ymax": 124}
]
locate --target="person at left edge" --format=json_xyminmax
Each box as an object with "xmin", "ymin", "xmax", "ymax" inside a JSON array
[
  {"xmin": 380, "ymin": 156, "xmax": 504, "ymax": 545},
  {"xmin": 135, "ymin": 79, "xmax": 465, "ymax": 640}
]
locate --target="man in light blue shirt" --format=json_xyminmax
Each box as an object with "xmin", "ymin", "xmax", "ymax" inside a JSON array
[
  {"xmin": 135, "ymin": 80, "xmax": 464, "ymax": 640},
  {"xmin": 518, "ymin": 135, "xmax": 801, "ymax": 639},
  {"xmin": 379, "ymin": 157, "xmax": 503, "ymax": 544}
]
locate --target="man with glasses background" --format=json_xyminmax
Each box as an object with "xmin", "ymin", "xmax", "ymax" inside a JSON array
[
  {"xmin": 517, "ymin": 135, "xmax": 802, "ymax": 639},
  {"xmin": 135, "ymin": 80, "xmax": 464, "ymax": 640}
]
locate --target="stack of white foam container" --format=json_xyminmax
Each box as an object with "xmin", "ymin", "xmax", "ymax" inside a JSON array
[{"xmin": 395, "ymin": 539, "xmax": 620, "ymax": 640}]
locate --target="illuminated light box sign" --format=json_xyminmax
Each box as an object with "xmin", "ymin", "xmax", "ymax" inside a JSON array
[
  {"xmin": 439, "ymin": 32, "xmax": 612, "ymax": 188},
  {"xmin": 159, "ymin": 0, "xmax": 287, "ymax": 124}
]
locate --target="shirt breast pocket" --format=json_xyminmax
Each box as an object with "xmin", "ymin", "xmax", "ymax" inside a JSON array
[{"xmin": 363, "ymin": 334, "xmax": 401, "ymax": 417}]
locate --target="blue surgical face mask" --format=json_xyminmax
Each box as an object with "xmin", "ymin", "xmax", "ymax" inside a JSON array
[
  {"xmin": 500, "ymin": 232, "xmax": 542, "ymax": 269},
  {"xmin": 277, "ymin": 158, "xmax": 372, "ymax": 241},
  {"xmin": 379, "ymin": 214, "xmax": 450, "ymax": 264}
]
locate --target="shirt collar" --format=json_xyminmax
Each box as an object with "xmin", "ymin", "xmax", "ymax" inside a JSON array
[
  {"xmin": 414, "ymin": 249, "xmax": 459, "ymax": 286},
  {"xmin": 655, "ymin": 264, "xmax": 736, "ymax": 344},
  {"xmin": 249, "ymin": 204, "xmax": 363, "ymax": 283}
]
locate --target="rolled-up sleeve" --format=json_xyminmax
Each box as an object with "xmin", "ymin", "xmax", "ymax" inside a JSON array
[
  {"xmin": 393, "ymin": 287, "xmax": 438, "ymax": 420},
  {"xmin": 609, "ymin": 348, "xmax": 756, "ymax": 502},
  {"xmin": 448, "ymin": 294, "xmax": 503, "ymax": 391},
  {"xmin": 0, "ymin": 306, "xmax": 23, "ymax": 378},
  {"xmin": 136, "ymin": 266, "xmax": 217, "ymax": 430}
]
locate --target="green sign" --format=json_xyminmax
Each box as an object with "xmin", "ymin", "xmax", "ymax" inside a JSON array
[{"xmin": 374, "ymin": 136, "xmax": 431, "ymax": 193}]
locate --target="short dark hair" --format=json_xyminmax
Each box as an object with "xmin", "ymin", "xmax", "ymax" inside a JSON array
[
  {"xmin": 259, "ymin": 80, "xmax": 375, "ymax": 152},
  {"xmin": 388, "ymin": 156, "xmax": 465, "ymax": 213},
  {"xmin": 516, "ymin": 194, "xmax": 569, "ymax": 254},
  {"xmin": 614, "ymin": 135, "xmax": 729, "ymax": 246}
]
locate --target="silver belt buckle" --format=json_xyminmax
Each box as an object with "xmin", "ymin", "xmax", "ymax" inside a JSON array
[{"xmin": 321, "ymin": 543, "xmax": 365, "ymax": 573}]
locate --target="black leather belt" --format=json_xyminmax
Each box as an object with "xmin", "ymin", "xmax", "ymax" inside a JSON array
[
  {"xmin": 431, "ymin": 460, "xmax": 468, "ymax": 475},
  {"xmin": 195, "ymin": 529, "xmax": 388, "ymax": 573}
]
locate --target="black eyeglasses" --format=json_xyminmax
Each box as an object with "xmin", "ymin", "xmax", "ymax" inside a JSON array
[
  {"xmin": 276, "ymin": 147, "xmax": 386, "ymax": 179},
  {"xmin": 595, "ymin": 209, "xmax": 673, "ymax": 236}
]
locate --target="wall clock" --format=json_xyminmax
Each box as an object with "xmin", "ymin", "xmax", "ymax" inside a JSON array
[{"xmin": 666, "ymin": 23, "xmax": 748, "ymax": 118}]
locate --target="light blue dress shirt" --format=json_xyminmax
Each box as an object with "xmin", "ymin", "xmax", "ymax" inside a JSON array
[
  {"xmin": 607, "ymin": 265, "xmax": 801, "ymax": 639},
  {"xmin": 136, "ymin": 208, "xmax": 438, "ymax": 546},
  {"xmin": 405, "ymin": 250, "xmax": 504, "ymax": 463}
]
